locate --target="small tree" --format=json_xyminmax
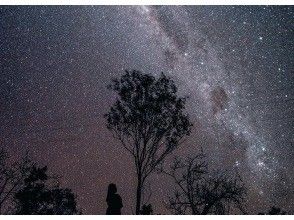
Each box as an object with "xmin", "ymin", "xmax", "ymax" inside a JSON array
[
  {"xmin": 0, "ymin": 148, "xmax": 32, "ymax": 214},
  {"xmin": 0, "ymin": 148, "xmax": 80, "ymax": 215},
  {"xmin": 105, "ymin": 70, "xmax": 192, "ymax": 214},
  {"xmin": 163, "ymin": 154, "xmax": 246, "ymax": 214},
  {"xmin": 14, "ymin": 165, "xmax": 79, "ymax": 215}
]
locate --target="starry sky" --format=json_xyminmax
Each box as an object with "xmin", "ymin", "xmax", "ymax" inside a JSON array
[{"xmin": 0, "ymin": 5, "xmax": 293, "ymax": 214}]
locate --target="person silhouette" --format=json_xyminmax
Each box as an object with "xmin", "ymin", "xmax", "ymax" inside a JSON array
[{"xmin": 106, "ymin": 183, "xmax": 123, "ymax": 215}]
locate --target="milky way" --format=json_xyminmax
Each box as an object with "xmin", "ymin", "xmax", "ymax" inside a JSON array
[{"xmin": 0, "ymin": 6, "xmax": 293, "ymax": 214}]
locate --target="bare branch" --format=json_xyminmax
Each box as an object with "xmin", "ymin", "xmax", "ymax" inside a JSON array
[{"xmin": 162, "ymin": 154, "xmax": 246, "ymax": 215}]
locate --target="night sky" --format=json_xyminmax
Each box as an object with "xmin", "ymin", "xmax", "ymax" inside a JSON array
[{"xmin": 0, "ymin": 6, "xmax": 293, "ymax": 214}]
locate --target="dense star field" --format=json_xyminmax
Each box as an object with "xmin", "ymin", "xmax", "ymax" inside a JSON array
[{"xmin": 0, "ymin": 6, "xmax": 293, "ymax": 214}]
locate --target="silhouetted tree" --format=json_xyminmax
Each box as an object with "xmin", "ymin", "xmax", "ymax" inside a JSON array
[
  {"xmin": 0, "ymin": 148, "xmax": 32, "ymax": 214},
  {"xmin": 162, "ymin": 153, "xmax": 246, "ymax": 214},
  {"xmin": 105, "ymin": 70, "xmax": 192, "ymax": 214},
  {"xmin": 140, "ymin": 204, "xmax": 153, "ymax": 215},
  {"xmin": 13, "ymin": 165, "xmax": 79, "ymax": 215},
  {"xmin": 258, "ymin": 206, "xmax": 287, "ymax": 215}
]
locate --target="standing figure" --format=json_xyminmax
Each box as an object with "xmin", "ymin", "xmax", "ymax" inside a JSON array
[{"xmin": 106, "ymin": 183, "xmax": 123, "ymax": 215}]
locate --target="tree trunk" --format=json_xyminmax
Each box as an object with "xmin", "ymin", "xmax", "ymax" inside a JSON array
[{"xmin": 135, "ymin": 175, "xmax": 142, "ymax": 215}]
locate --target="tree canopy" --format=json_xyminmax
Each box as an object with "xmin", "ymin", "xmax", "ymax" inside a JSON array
[{"xmin": 14, "ymin": 165, "xmax": 80, "ymax": 215}]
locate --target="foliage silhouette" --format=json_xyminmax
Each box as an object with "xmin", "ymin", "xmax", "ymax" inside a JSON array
[
  {"xmin": 0, "ymin": 148, "xmax": 79, "ymax": 215},
  {"xmin": 258, "ymin": 206, "xmax": 287, "ymax": 215},
  {"xmin": 105, "ymin": 70, "xmax": 192, "ymax": 214},
  {"xmin": 14, "ymin": 164, "xmax": 79, "ymax": 215},
  {"xmin": 106, "ymin": 183, "xmax": 123, "ymax": 215},
  {"xmin": 161, "ymin": 153, "xmax": 247, "ymax": 215},
  {"xmin": 0, "ymin": 148, "xmax": 32, "ymax": 214},
  {"xmin": 140, "ymin": 204, "xmax": 153, "ymax": 215}
]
